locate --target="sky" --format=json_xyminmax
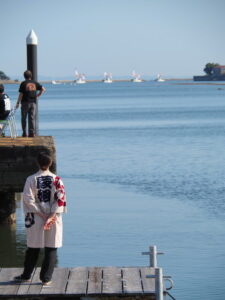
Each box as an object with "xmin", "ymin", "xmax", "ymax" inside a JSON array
[{"xmin": 1, "ymin": 0, "xmax": 225, "ymax": 80}]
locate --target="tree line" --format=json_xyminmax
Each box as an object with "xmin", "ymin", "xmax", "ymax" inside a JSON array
[
  {"xmin": 204, "ymin": 63, "xmax": 220, "ymax": 75},
  {"xmin": 0, "ymin": 71, "xmax": 10, "ymax": 80}
]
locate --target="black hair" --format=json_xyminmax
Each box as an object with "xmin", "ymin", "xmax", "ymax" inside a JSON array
[
  {"xmin": 24, "ymin": 70, "xmax": 32, "ymax": 80},
  {"xmin": 37, "ymin": 152, "xmax": 52, "ymax": 170}
]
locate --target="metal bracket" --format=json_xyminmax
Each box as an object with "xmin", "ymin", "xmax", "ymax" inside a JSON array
[{"xmin": 142, "ymin": 245, "xmax": 164, "ymax": 267}]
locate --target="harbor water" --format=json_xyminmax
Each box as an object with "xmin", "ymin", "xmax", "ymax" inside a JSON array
[{"xmin": 1, "ymin": 81, "xmax": 225, "ymax": 299}]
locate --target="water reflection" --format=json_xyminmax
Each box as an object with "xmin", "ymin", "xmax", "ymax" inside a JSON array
[
  {"xmin": 0, "ymin": 199, "xmax": 58, "ymax": 267},
  {"xmin": 0, "ymin": 223, "xmax": 25, "ymax": 267}
]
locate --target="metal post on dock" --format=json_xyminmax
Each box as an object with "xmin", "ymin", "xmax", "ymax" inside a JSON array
[
  {"xmin": 142, "ymin": 245, "xmax": 164, "ymax": 267},
  {"xmin": 143, "ymin": 246, "xmax": 174, "ymax": 300},
  {"xmin": 155, "ymin": 268, "xmax": 164, "ymax": 300},
  {"xmin": 146, "ymin": 267, "xmax": 164, "ymax": 300},
  {"xmin": 26, "ymin": 29, "xmax": 39, "ymax": 135},
  {"xmin": 146, "ymin": 267, "xmax": 174, "ymax": 300}
]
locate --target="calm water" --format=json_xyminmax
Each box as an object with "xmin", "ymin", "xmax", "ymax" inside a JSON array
[{"xmin": 1, "ymin": 81, "xmax": 225, "ymax": 299}]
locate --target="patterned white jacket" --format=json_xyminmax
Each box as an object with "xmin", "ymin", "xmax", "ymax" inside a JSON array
[{"xmin": 23, "ymin": 169, "xmax": 67, "ymax": 248}]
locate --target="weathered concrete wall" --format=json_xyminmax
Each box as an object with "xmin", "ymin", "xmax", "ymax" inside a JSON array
[
  {"xmin": 0, "ymin": 136, "xmax": 56, "ymax": 223},
  {"xmin": 0, "ymin": 136, "xmax": 56, "ymax": 192}
]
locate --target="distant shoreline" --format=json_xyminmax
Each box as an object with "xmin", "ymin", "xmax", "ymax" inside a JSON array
[
  {"xmin": 0, "ymin": 79, "xmax": 191, "ymax": 84},
  {"xmin": 1, "ymin": 79, "xmax": 225, "ymax": 86}
]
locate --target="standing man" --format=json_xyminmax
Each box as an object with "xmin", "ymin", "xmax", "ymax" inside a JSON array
[
  {"xmin": 16, "ymin": 70, "xmax": 45, "ymax": 137},
  {"xmin": 14, "ymin": 151, "xmax": 66, "ymax": 285}
]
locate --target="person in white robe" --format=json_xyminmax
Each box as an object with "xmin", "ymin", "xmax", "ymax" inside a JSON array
[{"xmin": 14, "ymin": 152, "xmax": 66, "ymax": 285}]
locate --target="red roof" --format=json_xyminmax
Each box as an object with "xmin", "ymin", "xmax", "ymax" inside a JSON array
[{"xmin": 214, "ymin": 65, "xmax": 225, "ymax": 69}]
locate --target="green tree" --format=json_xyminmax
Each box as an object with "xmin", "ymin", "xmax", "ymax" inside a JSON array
[
  {"xmin": 0, "ymin": 71, "xmax": 10, "ymax": 80},
  {"xmin": 204, "ymin": 63, "xmax": 220, "ymax": 75}
]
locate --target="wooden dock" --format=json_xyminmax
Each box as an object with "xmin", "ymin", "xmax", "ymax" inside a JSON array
[{"xmin": 0, "ymin": 266, "xmax": 167, "ymax": 299}]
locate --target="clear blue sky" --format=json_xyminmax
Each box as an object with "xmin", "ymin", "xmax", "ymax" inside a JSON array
[{"xmin": 2, "ymin": 0, "xmax": 225, "ymax": 79}]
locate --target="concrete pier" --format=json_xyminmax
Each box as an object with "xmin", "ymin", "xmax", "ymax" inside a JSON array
[{"xmin": 0, "ymin": 136, "xmax": 56, "ymax": 224}]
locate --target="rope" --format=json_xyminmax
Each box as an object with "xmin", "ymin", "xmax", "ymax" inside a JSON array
[{"xmin": 166, "ymin": 291, "xmax": 176, "ymax": 300}]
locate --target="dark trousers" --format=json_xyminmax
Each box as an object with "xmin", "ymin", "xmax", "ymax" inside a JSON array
[
  {"xmin": 22, "ymin": 247, "xmax": 57, "ymax": 282},
  {"xmin": 21, "ymin": 103, "xmax": 36, "ymax": 135}
]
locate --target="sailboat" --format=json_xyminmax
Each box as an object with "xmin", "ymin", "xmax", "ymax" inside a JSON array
[
  {"xmin": 51, "ymin": 80, "xmax": 61, "ymax": 85},
  {"xmin": 131, "ymin": 70, "xmax": 143, "ymax": 82},
  {"xmin": 155, "ymin": 74, "xmax": 165, "ymax": 82},
  {"xmin": 103, "ymin": 72, "xmax": 113, "ymax": 83},
  {"xmin": 74, "ymin": 70, "xmax": 86, "ymax": 84}
]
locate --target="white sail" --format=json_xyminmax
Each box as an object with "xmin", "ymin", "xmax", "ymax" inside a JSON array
[
  {"xmin": 131, "ymin": 70, "xmax": 143, "ymax": 82},
  {"xmin": 103, "ymin": 72, "xmax": 113, "ymax": 83},
  {"xmin": 155, "ymin": 74, "xmax": 165, "ymax": 82},
  {"xmin": 52, "ymin": 80, "xmax": 61, "ymax": 85},
  {"xmin": 74, "ymin": 70, "xmax": 86, "ymax": 84},
  {"xmin": 132, "ymin": 70, "xmax": 136, "ymax": 77}
]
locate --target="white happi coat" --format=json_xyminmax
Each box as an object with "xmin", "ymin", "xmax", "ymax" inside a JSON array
[{"xmin": 23, "ymin": 169, "xmax": 66, "ymax": 248}]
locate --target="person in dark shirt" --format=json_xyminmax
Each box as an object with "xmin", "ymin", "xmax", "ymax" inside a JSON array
[
  {"xmin": 16, "ymin": 70, "xmax": 45, "ymax": 137},
  {"xmin": 0, "ymin": 84, "xmax": 11, "ymax": 136}
]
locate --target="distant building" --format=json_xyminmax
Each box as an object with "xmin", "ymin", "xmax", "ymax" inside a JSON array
[
  {"xmin": 212, "ymin": 65, "xmax": 225, "ymax": 76},
  {"xmin": 193, "ymin": 65, "xmax": 225, "ymax": 81}
]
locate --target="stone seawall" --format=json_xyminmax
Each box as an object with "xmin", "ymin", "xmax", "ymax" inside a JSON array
[
  {"xmin": 0, "ymin": 136, "xmax": 56, "ymax": 223},
  {"xmin": 0, "ymin": 136, "xmax": 56, "ymax": 192}
]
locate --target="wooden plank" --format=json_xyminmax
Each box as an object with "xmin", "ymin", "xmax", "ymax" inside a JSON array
[
  {"xmin": 140, "ymin": 267, "xmax": 155, "ymax": 293},
  {"xmin": 40, "ymin": 268, "xmax": 69, "ymax": 295},
  {"xmin": 17, "ymin": 269, "xmax": 36, "ymax": 295},
  {"xmin": 0, "ymin": 267, "xmax": 158, "ymax": 298},
  {"xmin": 0, "ymin": 139, "xmax": 34, "ymax": 146},
  {"xmin": 26, "ymin": 268, "xmax": 43, "ymax": 295},
  {"xmin": 66, "ymin": 267, "xmax": 88, "ymax": 295},
  {"xmin": 0, "ymin": 268, "xmax": 23, "ymax": 295},
  {"xmin": 0, "ymin": 137, "xmax": 53, "ymax": 146},
  {"xmin": 87, "ymin": 267, "xmax": 102, "ymax": 295},
  {"xmin": 122, "ymin": 267, "xmax": 143, "ymax": 294},
  {"xmin": 102, "ymin": 267, "xmax": 122, "ymax": 294}
]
